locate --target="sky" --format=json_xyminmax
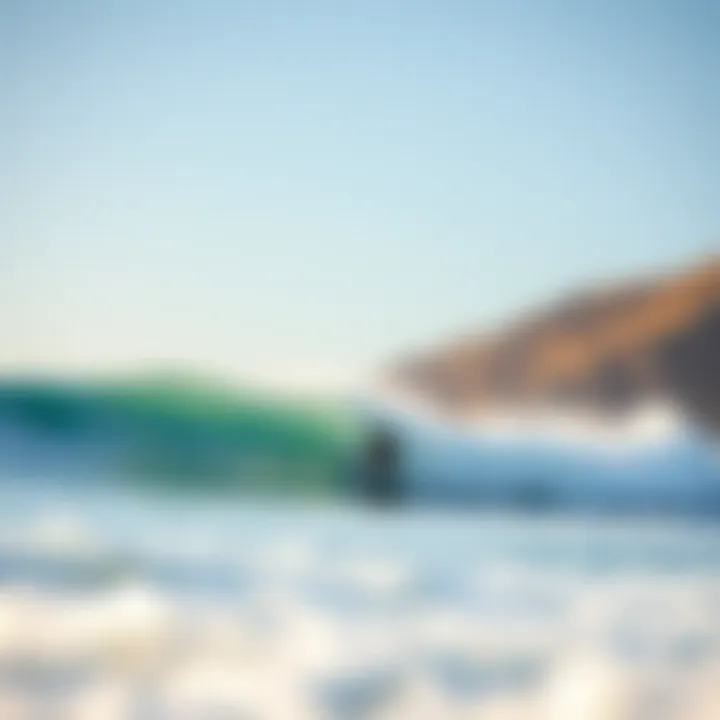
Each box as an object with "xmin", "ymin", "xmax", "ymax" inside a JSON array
[{"xmin": 1, "ymin": 0, "xmax": 719, "ymax": 389}]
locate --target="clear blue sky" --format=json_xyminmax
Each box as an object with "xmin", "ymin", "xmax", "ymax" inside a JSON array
[{"xmin": 2, "ymin": 0, "xmax": 718, "ymax": 387}]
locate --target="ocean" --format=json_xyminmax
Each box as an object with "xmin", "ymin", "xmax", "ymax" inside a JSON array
[{"xmin": 0, "ymin": 479, "xmax": 718, "ymax": 718}]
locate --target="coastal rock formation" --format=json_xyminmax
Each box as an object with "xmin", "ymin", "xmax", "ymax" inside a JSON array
[{"xmin": 391, "ymin": 257, "xmax": 720, "ymax": 431}]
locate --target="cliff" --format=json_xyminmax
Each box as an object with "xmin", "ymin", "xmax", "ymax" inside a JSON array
[{"xmin": 391, "ymin": 257, "xmax": 720, "ymax": 431}]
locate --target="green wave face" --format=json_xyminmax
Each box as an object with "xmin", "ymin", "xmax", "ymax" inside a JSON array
[{"xmin": 0, "ymin": 375, "xmax": 366, "ymax": 498}]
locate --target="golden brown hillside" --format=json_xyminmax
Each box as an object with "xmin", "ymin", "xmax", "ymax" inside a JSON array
[{"xmin": 392, "ymin": 257, "xmax": 720, "ymax": 430}]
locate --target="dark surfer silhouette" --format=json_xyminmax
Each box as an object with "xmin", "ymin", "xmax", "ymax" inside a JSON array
[{"xmin": 363, "ymin": 424, "xmax": 402, "ymax": 506}]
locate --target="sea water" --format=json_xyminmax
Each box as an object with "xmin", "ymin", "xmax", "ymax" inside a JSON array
[{"xmin": 0, "ymin": 480, "xmax": 718, "ymax": 719}]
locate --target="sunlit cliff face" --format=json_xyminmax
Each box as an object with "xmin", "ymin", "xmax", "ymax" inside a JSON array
[{"xmin": 391, "ymin": 259, "xmax": 720, "ymax": 434}]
